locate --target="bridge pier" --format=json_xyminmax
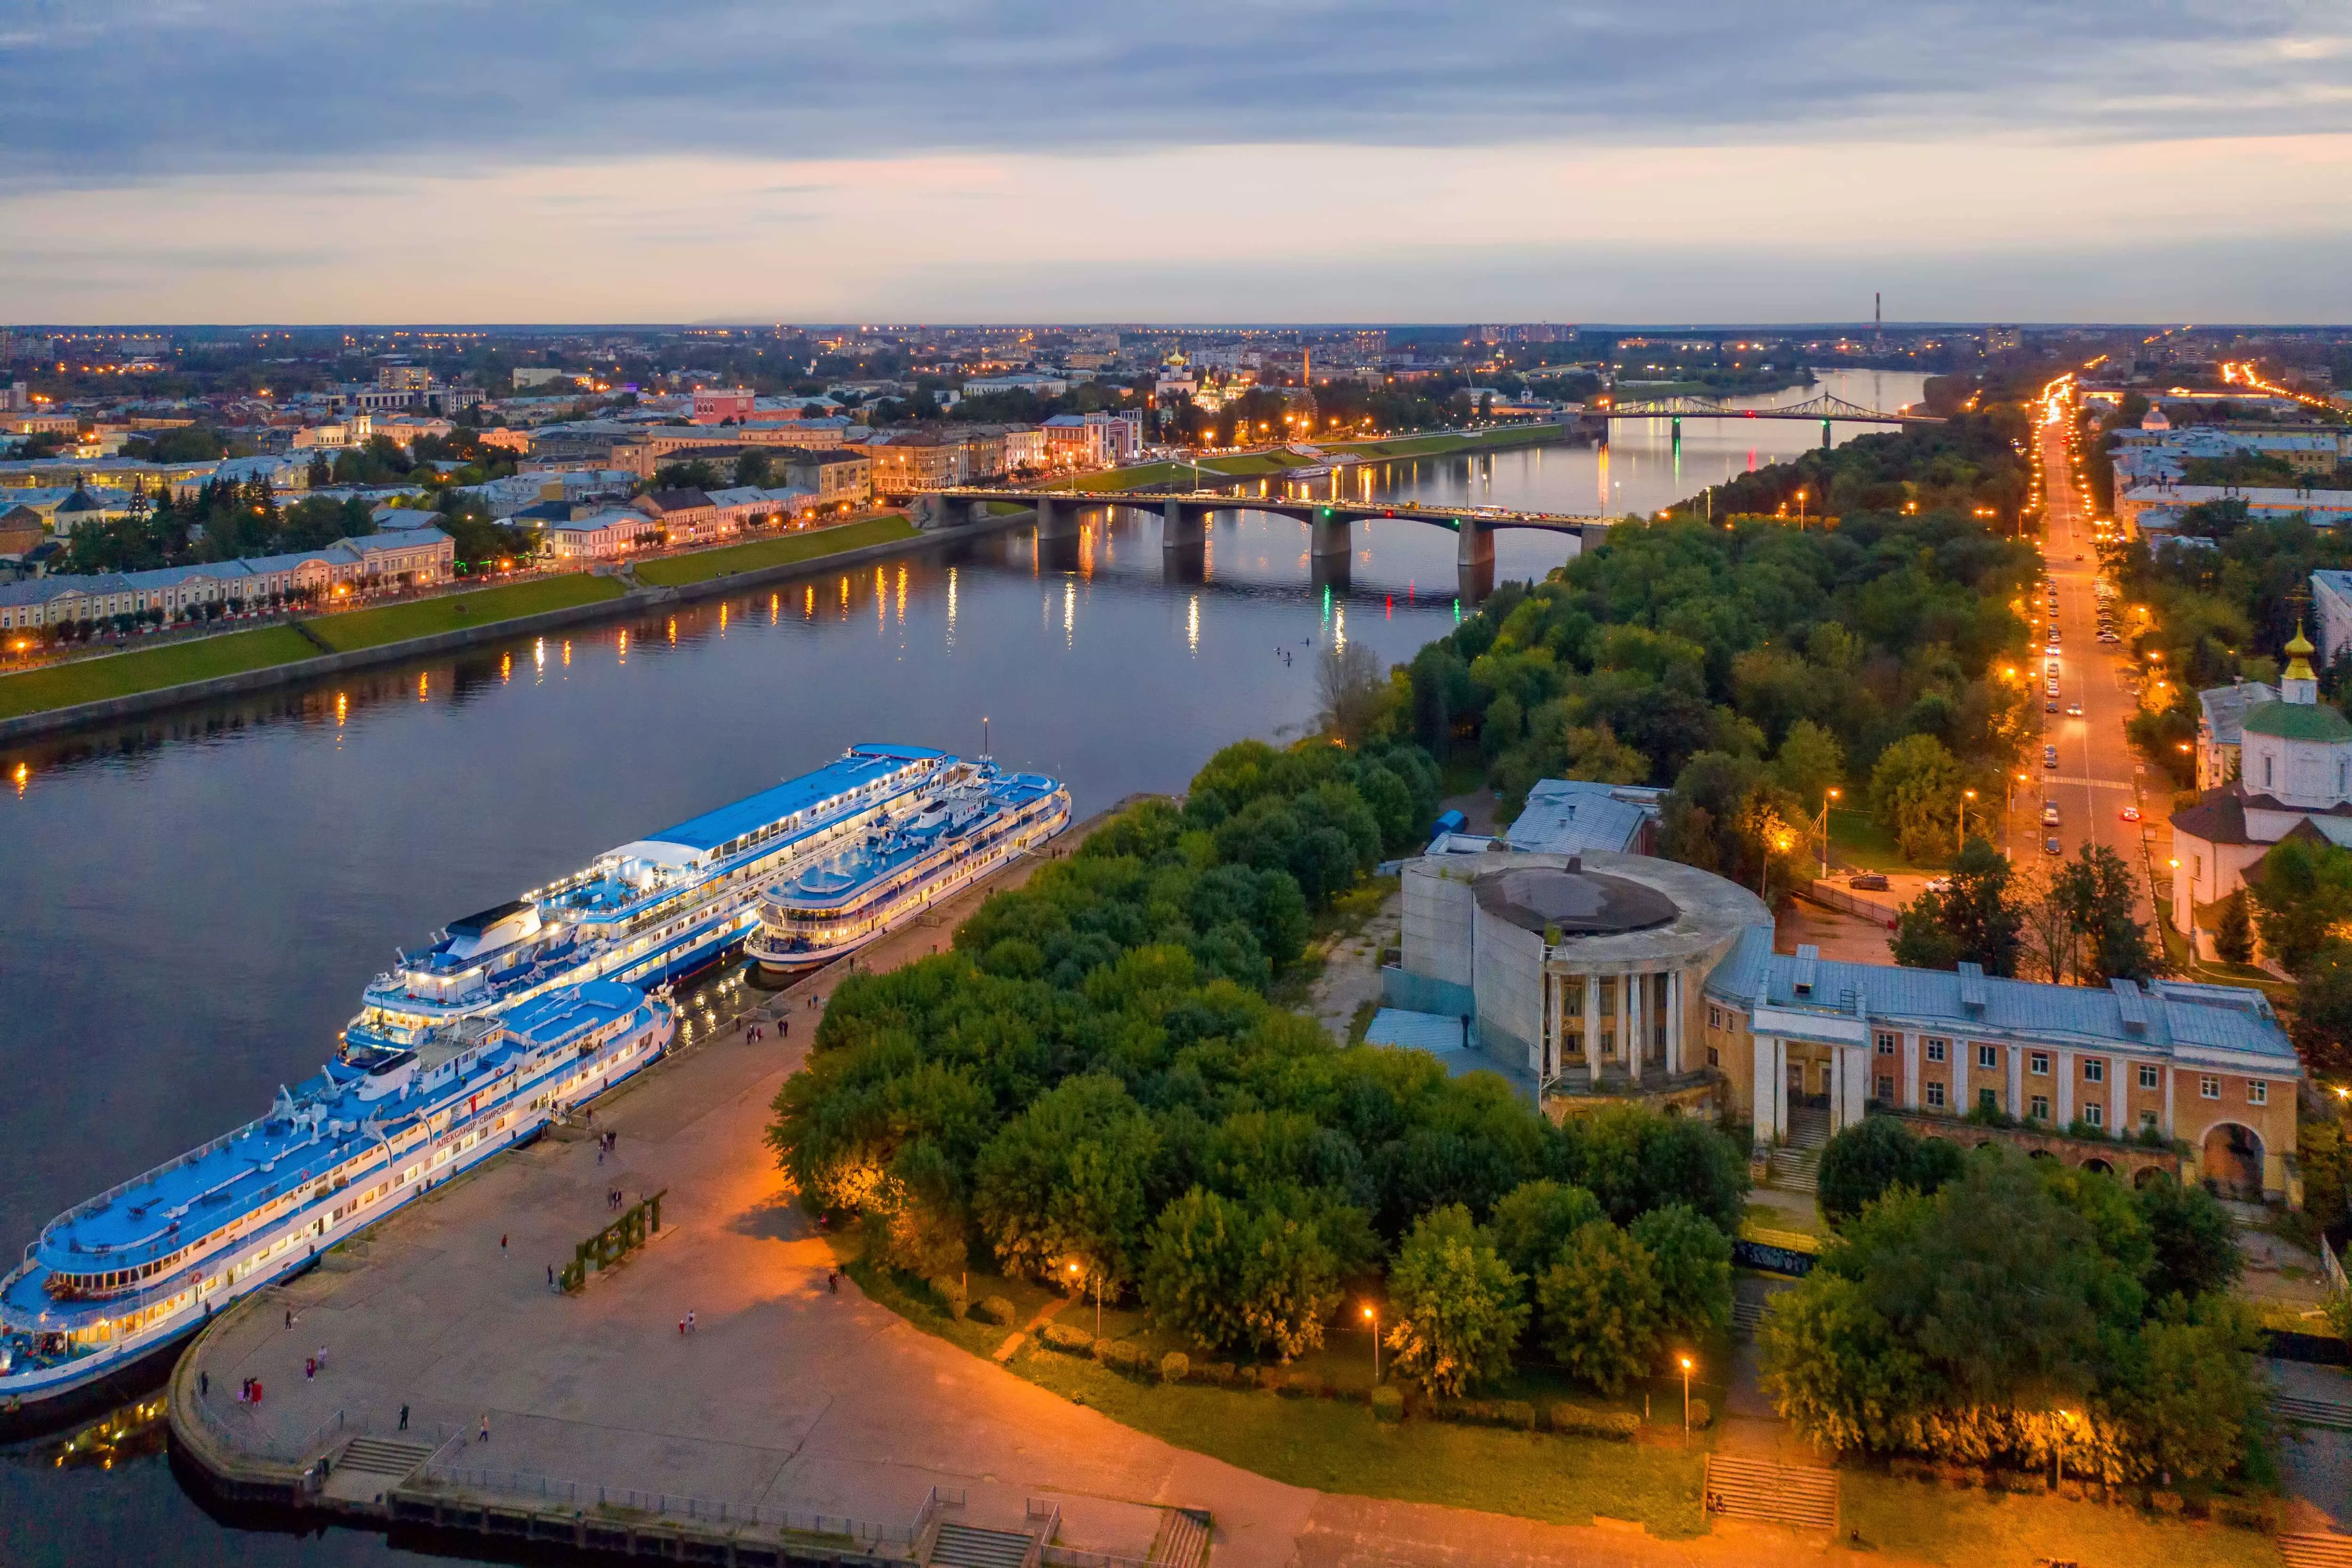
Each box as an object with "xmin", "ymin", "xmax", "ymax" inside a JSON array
[
  {"xmin": 1456, "ymin": 519, "xmax": 1495, "ymax": 570},
  {"xmin": 1035, "ymin": 496, "xmax": 1077, "ymax": 542},
  {"xmin": 1310, "ymin": 552, "xmax": 1351, "ymax": 593},
  {"xmin": 1161, "ymin": 499, "xmax": 1205, "ymax": 550},
  {"xmin": 1310, "ymin": 515, "xmax": 1351, "ymax": 559}
]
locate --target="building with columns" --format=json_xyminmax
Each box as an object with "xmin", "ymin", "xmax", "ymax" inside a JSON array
[{"xmin": 1381, "ymin": 839, "xmax": 2302, "ymax": 1205}]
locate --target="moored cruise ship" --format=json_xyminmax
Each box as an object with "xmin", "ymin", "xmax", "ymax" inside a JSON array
[
  {"xmin": 0, "ymin": 981, "xmax": 673, "ymax": 1420},
  {"xmin": 747, "ymin": 757, "xmax": 1069, "ymax": 976},
  {"xmin": 345, "ymin": 744, "xmax": 954, "ymax": 1054}
]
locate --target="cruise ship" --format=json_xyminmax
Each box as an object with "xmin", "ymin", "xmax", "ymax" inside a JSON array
[
  {"xmin": 0, "ymin": 981, "xmax": 672, "ymax": 1422},
  {"xmin": 0, "ymin": 743, "xmax": 1021, "ymax": 1424},
  {"xmin": 345, "ymin": 744, "xmax": 954, "ymax": 1053},
  {"xmin": 747, "ymin": 758, "xmax": 1069, "ymax": 976}
]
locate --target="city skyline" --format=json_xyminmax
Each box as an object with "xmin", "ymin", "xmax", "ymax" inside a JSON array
[{"xmin": 3, "ymin": 3, "xmax": 2348, "ymax": 322}]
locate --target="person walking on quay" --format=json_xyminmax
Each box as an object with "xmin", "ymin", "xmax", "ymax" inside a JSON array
[
  {"xmin": 317, "ymin": 1344, "xmax": 328, "ymax": 1372},
  {"xmin": 687, "ymin": 1309, "xmax": 696, "ymax": 1335},
  {"xmin": 305, "ymin": 1356, "xmax": 316, "ymax": 1381},
  {"xmin": 478, "ymin": 1411, "xmax": 490, "ymax": 1444},
  {"xmin": 500, "ymin": 1233, "xmax": 508, "ymax": 1253},
  {"xmin": 199, "ymin": 1371, "xmax": 208, "ymax": 1400},
  {"xmin": 399, "ymin": 1404, "xmax": 409, "ymax": 1432},
  {"xmin": 547, "ymin": 1264, "xmax": 555, "ymax": 1290}
]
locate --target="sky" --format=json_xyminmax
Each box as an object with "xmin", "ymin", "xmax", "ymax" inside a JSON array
[{"xmin": 3, "ymin": 1, "xmax": 2349, "ymax": 325}]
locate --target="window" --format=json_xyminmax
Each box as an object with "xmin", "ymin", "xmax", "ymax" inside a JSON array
[
  {"xmin": 1876, "ymin": 1031, "xmax": 1898, "ymax": 1056},
  {"xmin": 2084, "ymin": 1103, "xmax": 2104, "ymax": 1128},
  {"xmin": 2201, "ymin": 1076, "xmax": 2221, "ymax": 1100},
  {"xmin": 1979, "ymin": 1088, "xmax": 1999, "ymax": 1113},
  {"xmin": 2083, "ymin": 1059, "xmax": 2105, "ymax": 1084},
  {"xmin": 2030, "ymin": 1094, "xmax": 2050, "ymax": 1121},
  {"xmin": 1706, "ymin": 1046, "xmax": 1720, "ymax": 1067},
  {"xmin": 2030, "ymin": 1052, "xmax": 2050, "ymax": 1076},
  {"xmin": 1977, "ymin": 1044, "xmax": 1998, "ymax": 1069},
  {"xmin": 2140, "ymin": 1110, "xmax": 2160, "ymax": 1133},
  {"xmin": 1925, "ymin": 1038, "xmax": 1948, "ymax": 1063},
  {"xmin": 2249, "ymin": 1080, "xmax": 2268, "ymax": 1106},
  {"xmin": 1877, "ymin": 1075, "xmax": 1894, "ymax": 1102},
  {"xmin": 2138, "ymin": 1063, "xmax": 2159, "ymax": 1091},
  {"xmin": 1708, "ymin": 1006, "xmax": 1723, "ymax": 1031},
  {"xmin": 1925, "ymin": 1082, "xmax": 1947, "ymax": 1109}
]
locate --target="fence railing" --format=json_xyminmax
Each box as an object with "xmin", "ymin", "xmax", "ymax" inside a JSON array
[
  {"xmin": 1042, "ymin": 1549, "xmax": 1152, "ymax": 1568},
  {"xmin": 2326, "ymin": 1237, "xmax": 2350, "ymax": 1299},
  {"xmin": 418, "ymin": 1462, "xmax": 916, "ymax": 1547},
  {"xmin": 1804, "ymin": 879, "xmax": 1900, "ymax": 926},
  {"xmin": 192, "ymin": 1392, "xmax": 365, "ymax": 1464}
]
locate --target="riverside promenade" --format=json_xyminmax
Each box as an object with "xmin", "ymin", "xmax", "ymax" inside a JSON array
[{"xmin": 167, "ymin": 807, "xmax": 1855, "ymax": 1568}]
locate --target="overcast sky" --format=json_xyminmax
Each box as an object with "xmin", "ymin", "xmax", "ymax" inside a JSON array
[{"xmin": 4, "ymin": 2, "xmax": 2348, "ymax": 324}]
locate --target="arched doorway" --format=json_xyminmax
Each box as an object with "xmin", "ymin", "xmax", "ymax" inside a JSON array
[
  {"xmin": 2081, "ymin": 1158, "xmax": 2114, "ymax": 1177},
  {"xmin": 2201, "ymin": 1123, "xmax": 2265, "ymax": 1200}
]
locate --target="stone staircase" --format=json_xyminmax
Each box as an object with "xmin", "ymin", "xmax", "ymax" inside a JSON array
[
  {"xmin": 320, "ymin": 1435, "xmax": 436, "ymax": 1505},
  {"xmin": 1731, "ymin": 1296, "xmax": 1767, "ymax": 1338},
  {"xmin": 926, "ymin": 1522, "xmax": 1037, "ymax": 1568},
  {"xmin": 1769, "ymin": 1106, "xmax": 1832, "ymax": 1192},
  {"xmin": 2281, "ymin": 1533, "xmax": 2352, "ymax": 1568},
  {"xmin": 1148, "ymin": 1507, "xmax": 1212, "ymax": 1568},
  {"xmin": 2277, "ymin": 1394, "xmax": 2352, "ymax": 1432},
  {"xmin": 1703, "ymin": 1454, "xmax": 1839, "ymax": 1533}
]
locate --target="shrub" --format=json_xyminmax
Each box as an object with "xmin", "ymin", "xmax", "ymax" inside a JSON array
[
  {"xmin": 1685, "ymin": 1397, "xmax": 1712, "ymax": 1431},
  {"xmin": 1040, "ymin": 1321, "xmax": 1096, "ymax": 1354},
  {"xmin": 1206, "ymin": 1362, "xmax": 1237, "ymax": 1387},
  {"xmin": 1094, "ymin": 1338, "xmax": 1144, "ymax": 1374},
  {"xmin": 1499, "ymin": 1400, "xmax": 1536, "ymax": 1431},
  {"xmin": 972, "ymin": 1295, "xmax": 1017, "ymax": 1326},
  {"xmin": 1160, "ymin": 1351, "xmax": 1190, "ymax": 1384},
  {"xmin": 1273, "ymin": 1370, "xmax": 1312, "ymax": 1398},
  {"xmin": 1371, "ymin": 1386, "xmax": 1404, "ymax": 1423},
  {"xmin": 927, "ymin": 1275, "xmax": 967, "ymax": 1318},
  {"xmin": 2211, "ymin": 1496, "xmax": 2283, "ymax": 1534},
  {"xmin": 1546, "ymin": 1403, "xmax": 1639, "ymax": 1441},
  {"xmin": 2148, "ymin": 1490, "xmax": 2185, "ymax": 1515}
]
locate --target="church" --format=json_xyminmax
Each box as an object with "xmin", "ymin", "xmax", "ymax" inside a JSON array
[{"xmin": 2170, "ymin": 626, "xmax": 2352, "ymax": 942}]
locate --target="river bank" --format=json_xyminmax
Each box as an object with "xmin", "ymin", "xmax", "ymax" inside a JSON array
[{"xmin": 0, "ymin": 511, "xmax": 1001, "ymax": 741}]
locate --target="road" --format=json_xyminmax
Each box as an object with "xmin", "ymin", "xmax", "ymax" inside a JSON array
[{"xmin": 2011, "ymin": 380, "xmax": 2161, "ymax": 927}]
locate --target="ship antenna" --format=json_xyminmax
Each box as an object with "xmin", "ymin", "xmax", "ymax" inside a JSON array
[{"xmin": 982, "ymin": 715, "xmax": 990, "ymax": 762}]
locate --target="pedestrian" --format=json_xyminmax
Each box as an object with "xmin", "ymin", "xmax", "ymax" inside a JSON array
[
  {"xmin": 827, "ymin": 1270, "xmax": 839, "ymax": 1295},
  {"xmin": 547, "ymin": 1263, "xmax": 555, "ymax": 1289},
  {"xmin": 598, "ymin": 1145, "xmax": 604, "ymax": 1165},
  {"xmin": 687, "ymin": 1310, "xmax": 696, "ymax": 1334},
  {"xmin": 285, "ymin": 1307, "xmax": 294, "ymax": 1330},
  {"xmin": 317, "ymin": 1344, "xmax": 328, "ymax": 1371},
  {"xmin": 782, "ymin": 1020, "xmax": 790, "ymax": 1040},
  {"xmin": 501, "ymin": 1233, "xmax": 508, "ymax": 1252},
  {"xmin": 399, "ymin": 1404, "xmax": 409, "ymax": 1432},
  {"xmin": 199, "ymin": 1370, "xmax": 208, "ymax": 1399},
  {"xmin": 678, "ymin": 1318, "xmax": 686, "ymax": 1337},
  {"xmin": 478, "ymin": 1411, "xmax": 490, "ymax": 1444},
  {"xmin": 305, "ymin": 1356, "xmax": 316, "ymax": 1381}
]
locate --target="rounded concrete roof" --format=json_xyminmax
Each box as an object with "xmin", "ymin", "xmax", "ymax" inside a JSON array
[{"xmin": 1472, "ymin": 864, "xmax": 1679, "ymax": 936}]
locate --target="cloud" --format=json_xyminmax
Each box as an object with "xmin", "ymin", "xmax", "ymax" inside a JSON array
[{"xmin": 2, "ymin": 1, "xmax": 2349, "ymax": 182}]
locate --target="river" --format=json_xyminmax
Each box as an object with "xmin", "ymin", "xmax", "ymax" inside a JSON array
[{"xmin": 0, "ymin": 369, "xmax": 1924, "ymax": 1564}]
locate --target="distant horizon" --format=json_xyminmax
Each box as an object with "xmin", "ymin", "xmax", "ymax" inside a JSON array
[{"xmin": 6, "ymin": 319, "xmax": 2344, "ymax": 333}]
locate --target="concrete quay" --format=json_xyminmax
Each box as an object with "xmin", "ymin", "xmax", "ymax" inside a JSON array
[{"xmin": 167, "ymin": 803, "xmax": 1863, "ymax": 1568}]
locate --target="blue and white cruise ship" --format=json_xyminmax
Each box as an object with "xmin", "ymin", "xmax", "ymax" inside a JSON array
[
  {"xmin": 0, "ymin": 743, "xmax": 1024, "ymax": 1423},
  {"xmin": 0, "ymin": 981, "xmax": 672, "ymax": 1419},
  {"xmin": 345, "ymin": 744, "xmax": 954, "ymax": 1053},
  {"xmin": 747, "ymin": 758, "xmax": 1069, "ymax": 976}
]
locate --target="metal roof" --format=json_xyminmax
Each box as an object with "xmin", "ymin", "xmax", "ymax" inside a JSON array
[{"xmin": 638, "ymin": 744, "xmax": 945, "ymax": 856}]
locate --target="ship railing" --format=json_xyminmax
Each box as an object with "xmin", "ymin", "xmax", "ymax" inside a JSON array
[
  {"xmin": 415, "ymin": 1460, "xmax": 919, "ymax": 1548},
  {"xmin": 40, "ymin": 1119, "xmax": 261, "ymax": 1237}
]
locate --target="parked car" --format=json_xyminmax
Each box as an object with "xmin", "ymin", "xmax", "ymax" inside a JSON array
[
  {"xmin": 2120, "ymin": 806, "xmax": 2141, "ymax": 822},
  {"xmin": 2042, "ymin": 803, "xmax": 2061, "ymax": 826},
  {"xmin": 2043, "ymin": 745, "xmax": 2059, "ymax": 768},
  {"xmin": 2045, "ymin": 836, "xmax": 2064, "ymax": 855},
  {"xmin": 2046, "ymin": 699, "xmax": 2060, "ymax": 712},
  {"xmin": 1848, "ymin": 872, "xmax": 1891, "ymax": 891}
]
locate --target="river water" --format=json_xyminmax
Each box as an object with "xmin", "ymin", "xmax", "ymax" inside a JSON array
[{"xmin": 0, "ymin": 370, "xmax": 1923, "ymax": 1564}]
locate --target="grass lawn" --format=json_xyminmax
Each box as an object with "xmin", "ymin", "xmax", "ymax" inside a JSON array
[
  {"xmin": 1842, "ymin": 1473, "xmax": 2282, "ymax": 1568},
  {"xmin": 1330, "ymin": 426, "xmax": 1565, "ymax": 462},
  {"xmin": 1200, "ymin": 452, "xmax": 1307, "ymax": 476},
  {"xmin": 840, "ymin": 1229, "xmax": 1716, "ymax": 1538},
  {"xmin": 1827, "ymin": 808, "xmax": 1941, "ymax": 873},
  {"xmin": 307, "ymin": 574, "xmax": 625, "ymax": 652},
  {"xmin": 1066, "ymin": 461, "xmax": 1190, "ymax": 491},
  {"xmin": 631, "ymin": 515, "xmax": 918, "ymax": 588},
  {"xmin": 0, "ymin": 625, "xmax": 324, "ymax": 721}
]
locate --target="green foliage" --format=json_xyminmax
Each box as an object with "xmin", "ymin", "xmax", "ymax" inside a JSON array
[
  {"xmin": 1140, "ymin": 1187, "xmax": 1344, "ymax": 1361},
  {"xmin": 1892, "ymin": 837, "xmax": 2024, "ymax": 974},
  {"xmin": 1814, "ymin": 1117, "xmax": 1966, "ymax": 1227},
  {"xmin": 972, "ymin": 1072, "xmax": 1160, "ymax": 1286},
  {"xmin": 2248, "ymin": 836, "xmax": 2352, "ymax": 978},
  {"xmin": 1757, "ymin": 1147, "xmax": 2263, "ymax": 1482},
  {"xmin": 1629, "ymin": 1204, "xmax": 1734, "ymax": 1345},
  {"xmin": 2053, "ymin": 843, "xmax": 2159, "ymax": 985},
  {"xmin": 2132, "ymin": 1173, "xmax": 2244, "ymax": 1302},
  {"xmin": 1536, "ymin": 1220, "xmax": 1662, "ymax": 1395},
  {"xmin": 1569, "ymin": 1104, "xmax": 1749, "ymax": 1235},
  {"xmin": 1484, "ymin": 1179, "xmax": 1604, "ymax": 1283},
  {"xmin": 2214, "ymin": 892, "xmax": 2255, "ymax": 966},
  {"xmin": 1382, "ymin": 1205, "xmax": 1528, "ymax": 1398},
  {"xmin": 1868, "ymin": 733, "xmax": 1965, "ymax": 863},
  {"xmin": 2290, "ymin": 941, "xmax": 2352, "ymax": 1084}
]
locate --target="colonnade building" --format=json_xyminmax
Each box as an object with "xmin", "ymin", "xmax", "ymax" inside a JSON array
[{"xmin": 1380, "ymin": 847, "xmax": 2302, "ymax": 1204}]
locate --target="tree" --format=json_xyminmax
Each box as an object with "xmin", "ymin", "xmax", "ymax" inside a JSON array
[
  {"xmin": 2010, "ymin": 858, "xmax": 2080, "ymax": 984},
  {"xmin": 971, "ymin": 1073, "xmax": 1160, "ymax": 1287},
  {"xmin": 2133, "ymin": 1173, "xmax": 2244, "ymax": 1301},
  {"xmin": 1141, "ymin": 1187, "xmax": 1344, "ymax": 1361},
  {"xmin": 1867, "ymin": 734, "xmax": 1964, "ymax": 862},
  {"xmin": 1572, "ymin": 1105, "xmax": 1748, "ymax": 1235},
  {"xmin": 1891, "ymin": 837, "xmax": 2023, "ymax": 975},
  {"xmin": 2055, "ymin": 844, "xmax": 2158, "ymax": 985},
  {"xmin": 1769, "ymin": 719, "xmax": 1845, "ymax": 814},
  {"xmin": 2289, "ymin": 938, "xmax": 2352, "ymax": 1082},
  {"xmin": 1316, "ymin": 640, "xmax": 1390, "ymax": 747},
  {"xmin": 2213, "ymin": 893, "xmax": 2254, "ymax": 965},
  {"xmin": 1537, "ymin": 1220, "xmax": 1661, "ymax": 1394},
  {"xmin": 1629, "ymin": 1203, "xmax": 1734, "ymax": 1345},
  {"xmin": 2247, "ymin": 836, "xmax": 2352, "ymax": 976},
  {"xmin": 1485, "ymin": 1179, "xmax": 1604, "ymax": 1283},
  {"xmin": 1815, "ymin": 1117, "xmax": 1964, "ymax": 1227},
  {"xmin": 1382, "ymin": 1204, "xmax": 1527, "ymax": 1398}
]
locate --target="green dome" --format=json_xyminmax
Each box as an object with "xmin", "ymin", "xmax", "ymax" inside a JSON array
[{"xmin": 2240, "ymin": 701, "xmax": 2352, "ymax": 743}]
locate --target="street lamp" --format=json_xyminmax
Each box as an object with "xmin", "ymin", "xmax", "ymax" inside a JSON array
[
  {"xmin": 1363, "ymin": 1304, "xmax": 1381, "ymax": 1383},
  {"xmin": 1959, "ymin": 789, "xmax": 1976, "ymax": 853},
  {"xmin": 1815, "ymin": 788, "xmax": 1841, "ymax": 878},
  {"xmin": 1679, "ymin": 1354, "xmax": 1694, "ymax": 1443}
]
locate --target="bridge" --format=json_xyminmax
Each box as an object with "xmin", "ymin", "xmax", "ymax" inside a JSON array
[
  {"xmin": 914, "ymin": 485, "xmax": 1608, "ymax": 567},
  {"xmin": 1596, "ymin": 391, "xmax": 1942, "ymax": 450}
]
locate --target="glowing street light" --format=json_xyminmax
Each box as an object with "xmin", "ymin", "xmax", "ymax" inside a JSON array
[{"xmin": 1363, "ymin": 1304, "xmax": 1381, "ymax": 1382}]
